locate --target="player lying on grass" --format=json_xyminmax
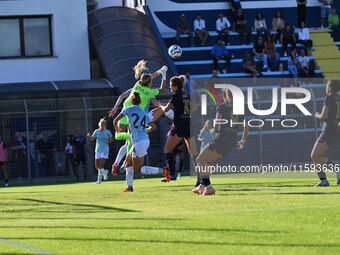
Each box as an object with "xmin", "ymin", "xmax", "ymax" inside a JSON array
[
  {"xmin": 113, "ymin": 92, "xmax": 170, "ymax": 192},
  {"xmin": 194, "ymin": 87, "xmax": 249, "ymax": 196},
  {"xmin": 160, "ymin": 75, "xmax": 198, "ymax": 182},
  {"xmin": 108, "ymin": 60, "xmax": 172, "ymax": 175},
  {"xmin": 87, "ymin": 118, "xmax": 113, "ymax": 184},
  {"xmin": 311, "ymin": 79, "xmax": 340, "ymax": 186}
]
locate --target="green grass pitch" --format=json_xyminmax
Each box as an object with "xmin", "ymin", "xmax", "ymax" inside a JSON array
[{"xmin": 1, "ymin": 174, "xmax": 340, "ymax": 255}]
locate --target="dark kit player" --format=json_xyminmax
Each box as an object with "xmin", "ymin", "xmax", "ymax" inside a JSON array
[
  {"xmin": 161, "ymin": 76, "xmax": 198, "ymax": 182},
  {"xmin": 311, "ymin": 79, "xmax": 340, "ymax": 186},
  {"xmin": 72, "ymin": 127, "xmax": 90, "ymax": 181},
  {"xmin": 194, "ymin": 87, "xmax": 249, "ymax": 195}
]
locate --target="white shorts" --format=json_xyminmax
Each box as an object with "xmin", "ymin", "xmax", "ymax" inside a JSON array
[
  {"xmin": 147, "ymin": 111, "xmax": 153, "ymax": 121},
  {"xmin": 95, "ymin": 151, "xmax": 109, "ymax": 159},
  {"xmin": 132, "ymin": 139, "xmax": 150, "ymax": 158}
]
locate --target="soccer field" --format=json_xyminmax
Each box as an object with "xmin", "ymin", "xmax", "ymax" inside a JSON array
[{"xmin": 1, "ymin": 175, "xmax": 340, "ymax": 255}]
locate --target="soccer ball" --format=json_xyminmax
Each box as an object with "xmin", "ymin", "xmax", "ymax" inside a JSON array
[{"xmin": 168, "ymin": 45, "xmax": 182, "ymax": 59}]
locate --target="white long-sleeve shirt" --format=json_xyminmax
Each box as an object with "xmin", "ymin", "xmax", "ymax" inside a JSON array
[
  {"xmin": 216, "ymin": 17, "xmax": 231, "ymax": 31},
  {"xmin": 194, "ymin": 19, "xmax": 206, "ymax": 31},
  {"xmin": 298, "ymin": 28, "xmax": 310, "ymax": 40}
]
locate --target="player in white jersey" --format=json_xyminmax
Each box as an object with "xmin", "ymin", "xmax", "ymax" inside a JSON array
[
  {"xmin": 113, "ymin": 92, "xmax": 170, "ymax": 192},
  {"xmin": 87, "ymin": 118, "xmax": 113, "ymax": 184}
]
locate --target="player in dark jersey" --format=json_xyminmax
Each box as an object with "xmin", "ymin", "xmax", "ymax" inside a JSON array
[
  {"xmin": 72, "ymin": 127, "xmax": 90, "ymax": 181},
  {"xmin": 311, "ymin": 79, "xmax": 340, "ymax": 186},
  {"xmin": 164, "ymin": 124, "xmax": 185, "ymax": 179},
  {"xmin": 161, "ymin": 75, "xmax": 198, "ymax": 181},
  {"xmin": 193, "ymin": 88, "xmax": 249, "ymax": 195}
]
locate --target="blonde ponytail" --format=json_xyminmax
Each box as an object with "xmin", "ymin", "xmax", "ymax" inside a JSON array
[{"xmin": 133, "ymin": 60, "xmax": 149, "ymax": 80}]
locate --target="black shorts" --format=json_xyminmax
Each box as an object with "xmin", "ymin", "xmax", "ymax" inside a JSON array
[
  {"xmin": 0, "ymin": 161, "xmax": 5, "ymax": 166},
  {"xmin": 170, "ymin": 122, "xmax": 191, "ymax": 139},
  {"xmin": 208, "ymin": 133, "xmax": 236, "ymax": 156},
  {"xmin": 318, "ymin": 129, "xmax": 338, "ymax": 147},
  {"xmin": 74, "ymin": 155, "xmax": 87, "ymax": 166}
]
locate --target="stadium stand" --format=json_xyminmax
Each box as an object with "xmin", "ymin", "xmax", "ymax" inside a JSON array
[{"xmin": 162, "ymin": 31, "xmax": 322, "ymax": 78}]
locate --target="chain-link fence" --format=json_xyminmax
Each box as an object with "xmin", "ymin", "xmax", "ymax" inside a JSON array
[
  {"xmin": 0, "ymin": 95, "xmax": 183, "ymax": 180},
  {"xmin": 1, "ymin": 80, "xmax": 339, "ymax": 181},
  {"xmin": 190, "ymin": 78, "xmax": 340, "ymax": 168}
]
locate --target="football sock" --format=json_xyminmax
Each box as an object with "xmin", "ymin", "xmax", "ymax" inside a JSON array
[
  {"xmin": 166, "ymin": 152, "xmax": 176, "ymax": 176},
  {"xmin": 126, "ymin": 166, "xmax": 134, "ymax": 188},
  {"xmin": 115, "ymin": 132, "xmax": 130, "ymax": 140},
  {"xmin": 115, "ymin": 144, "xmax": 127, "ymax": 164},
  {"xmin": 179, "ymin": 159, "xmax": 184, "ymax": 173},
  {"xmin": 202, "ymin": 178, "xmax": 211, "ymax": 186},
  {"xmin": 326, "ymin": 160, "xmax": 334, "ymax": 169},
  {"xmin": 141, "ymin": 166, "xmax": 163, "ymax": 175}
]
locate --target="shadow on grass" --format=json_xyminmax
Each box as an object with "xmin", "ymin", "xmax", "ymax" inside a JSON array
[
  {"xmin": 18, "ymin": 198, "xmax": 139, "ymax": 213},
  {"xmin": 8, "ymin": 237, "xmax": 340, "ymax": 248},
  {"xmin": 0, "ymin": 225, "xmax": 282, "ymax": 234}
]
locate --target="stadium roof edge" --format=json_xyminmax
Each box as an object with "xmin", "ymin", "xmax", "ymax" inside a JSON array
[{"xmin": 0, "ymin": 79, "xmax": 116, "ymax": 97}]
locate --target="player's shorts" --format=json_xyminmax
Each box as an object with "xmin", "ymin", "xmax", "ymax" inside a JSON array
[
  {"xmin": 170, "ymin": 121, "xmax": 191, "ymax": 139},
  {"xmin": 208, "ymin": 133, "xmax": 236, "ymax": 156},
  {"xmin": 318, "ymin": 128, "xmax": 338, "ymax": 147},
  {"xmin": 74, "ymin": 155, "xmax": 87, "ymax": 166},
  {"xmin": 321, "ymin": 7, "xmax": 331, "ymax": 18},
  {"xmin": 0, "ymin": 161, "xmax": 5, "ymax": 166},
  {"xmin": 132, "ymin": 139, "xmax": 150, "ymax": 158},
  {"xmin": 95, "ymin": 151, "xmax": 109, "ymax": 159},
  {"xmin": 118, "ymin": 116, "xmax": 128, "ymax": 126}
]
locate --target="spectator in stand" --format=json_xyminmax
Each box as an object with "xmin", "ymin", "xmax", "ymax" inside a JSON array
[
  {"xmin": 281, "ymin": 24, "xmax": 296, "ymax": 57},
  {"xmin": 243, "ymin": 51, "xmax": 263, "ymax": 84},
  {"xmin": 253, "ymin": 36, "xmax": 268, "ymax": 71},
  {"xmin": 176, "ymin": 14, "xmax": 195, "ymax": 47},
  {"xmin": 72, "ymin": 127, "xmax": 90, "ymax": 181},
  {"xmin": 298, "ymin": 49, "xmax": 314, "ymax": 77},
  {"xmin": 297, "ymin": 0, "xmax": 307, "ymax": 28},
  {"xmin": 211, "ymin": 69, "xmax": 219, "ymax": 78},
  {"xmin": 272, "ymin": 10, "xmax": 285, "ymax": 44},
  {"xmin": 212, "ymin": 38, "xmax": 232, "ymax": 74},
  {"xmin": 235, "ymin": 9, "xmax": 252, "ymax": 45},
  {"xmin": 0, "ymin": 135, "xmax": 8, "ymax": 187},
  {"xmin": 64, "ymin": 135, "xmax": 75, "ymax": 176},
  {"xmin": 287, "ymin": 49, "xmax": 298, "ymax": 78},
  {"xmin": 319, "ymin": 0, "xmax": 333, "ymax": 29},
  {"xmin": 11, "ymin": 131, "xmax": 27, "ymax": 179},
  {"xmin": 265, "ymin": 35, "xmax": 280, "ymax": 71},
  {"xmin": 254, "ymin": 12, "xmax": 269, "ymax": 38},
  {"xmin": 329, "ymin": 7, "xmax": 340, "ymax": 34},
  {"xmin": 194, "ymin": 13, "xmax": 209, "ymax": 46},
  {"xmin": 36, "ymin": 132, "xmax": 56, "ymax": 177},
  {"xmin": 184, "ymin": 71, "xmax": 194, "ymax": 94},
  {"xmin": 228, "ymin": 0, "xmax": 242, "ymax": 14},
  {"xmin": 216, "ymin": 13, "xmax": 231, "ymax": 45},
  {"xmin": 297, "ymin": 21, "xmax": 314, "ymax": 53}
]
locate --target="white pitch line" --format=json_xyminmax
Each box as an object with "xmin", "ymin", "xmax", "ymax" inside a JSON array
[
  {"xmin": 0, "ymin": 237, "xmax": 54, "ymax": 255},
  {"xmin": 218, "ymin": 186, "xmax": 340, "ymax": 195}
]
